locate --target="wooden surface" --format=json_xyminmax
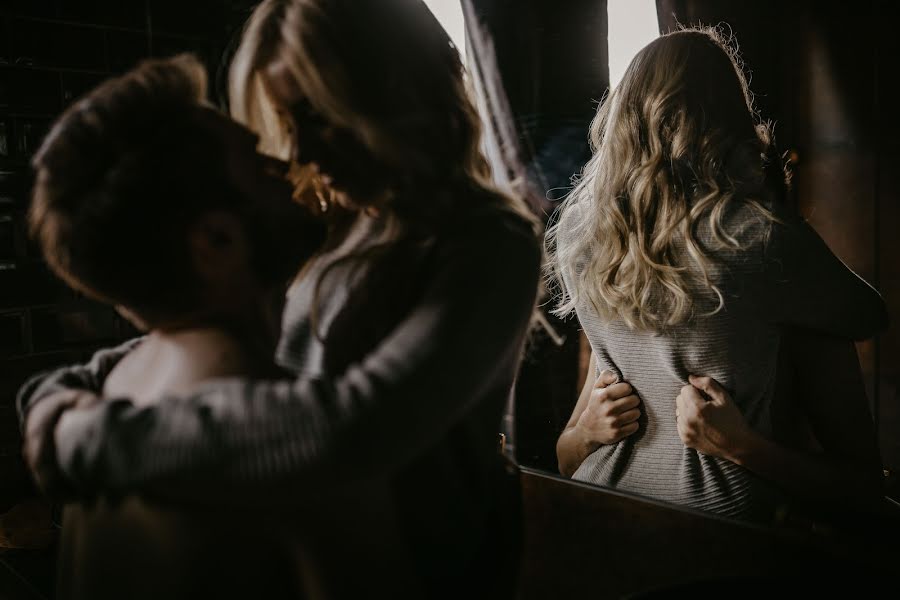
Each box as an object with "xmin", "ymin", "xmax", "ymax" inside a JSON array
[{"xmin": 517, "ymin": 468, "xmax": 896, "ymax": 598}]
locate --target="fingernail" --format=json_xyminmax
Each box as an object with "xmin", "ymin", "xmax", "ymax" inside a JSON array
[{"xmin": 602, "ymin": 370, "xmax": 620, "ymax": 383}]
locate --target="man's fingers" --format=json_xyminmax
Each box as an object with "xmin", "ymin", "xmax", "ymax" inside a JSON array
[
  {"xmin": 72, "ymin": 392, "xmax": 101, "ymax": 411},
  {"xmin": 595, "ymin": 369, "xmax": 619, "ymax": 388},
  {"xmin": 678, "ymin": 384, "xmax": 706, "ymax": 407},
  {"xmin": 688, "ymin": 374, "xmax": 727, "ymax": 404},
  {"xmin": 675, "ymin": 412, "xmax": 689, "ymax": 443},
  {"xmin": 616, "ymin": 408, "xmax": 641, "ymax": 424},
  {"xmin": 609, "ymin": 394, "xmax": 641, "ymax": 415},
  {"xmin": 24, "ymin": 392, "xmax": 78, "ymax": 441},
  {"xmin": 589, "ymin": 382, "xmax": 632, "ymax": 406},
  {"xmin": 616, "ymin": 422, "xmax": 640, "ymax": 440},
  {"xmin": 601, "ymin": 381, "xmax": 633, "ymax": 400},
  {"xmin": 688, "ymin": 375, "xmax": 713, "ymax": 390},
  {"xmin": 21, "ymin": 391, "xmax": 92, "ymax": 496}
]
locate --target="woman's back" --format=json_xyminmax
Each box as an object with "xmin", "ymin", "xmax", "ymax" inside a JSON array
[
  {"xmin": 563, "ymin": 202, "xmax": 782, "ymax": 520},
  {"xmin": 549, "ymin": 28, "xmax": 886, "ymax": 521},
  {"xmin": 560, "ymin": 198, "xmax": 886, "ymax": 520}
]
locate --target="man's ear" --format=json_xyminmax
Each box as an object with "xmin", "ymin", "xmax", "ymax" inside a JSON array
[{"xmin": 188, "ymin": 211, "xmax": 250, "ymax": 283}]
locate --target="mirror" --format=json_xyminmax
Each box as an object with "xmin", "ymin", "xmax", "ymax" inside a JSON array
[{"xmin": 460, "ymin": 0, "xmax": 899, "ymax": 528}]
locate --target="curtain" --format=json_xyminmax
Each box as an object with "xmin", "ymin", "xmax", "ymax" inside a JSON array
[{"xmin": 462, "ymin": 0, "xmax": 609, "ymax": 470}]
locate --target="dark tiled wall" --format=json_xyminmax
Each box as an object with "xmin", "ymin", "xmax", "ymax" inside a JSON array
[{"xmin": 0, "ymin": 0, "xmax": 247, "ymax": 500}]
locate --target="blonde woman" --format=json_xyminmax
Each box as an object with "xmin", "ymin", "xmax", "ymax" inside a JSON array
[
  {"xmin": 548, "ymin": 28, "xmax": 887, "ymax": 521},
  {"xmin": 19, "ymin": 0, "xmax": 540, "ymax": 596}
]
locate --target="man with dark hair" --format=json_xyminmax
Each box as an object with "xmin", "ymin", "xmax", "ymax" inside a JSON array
[
  {"xmin": 26, "ymin": 53, "xmax": 324, "ymax": 599},
  {"xmin": 30, "ymin": 53, "xmax": 321, "ymax": 337}
]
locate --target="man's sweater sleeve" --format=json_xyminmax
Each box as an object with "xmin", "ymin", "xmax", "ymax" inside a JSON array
[
  {"xmin": 55, "ymin": 220, "xmax": 541, "ymax": 497},
  {"xmin": 17, "ymin": 337, "xmax": 144, "ymax": 429},
  {"xmin": 759, "ymin": 212, "xmax": 888, "ymax": 340}
]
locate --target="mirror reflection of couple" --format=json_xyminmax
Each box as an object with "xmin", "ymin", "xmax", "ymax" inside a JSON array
[{"xmin": 17, "ymin": 0, "xmax": 887, "ymax": 598}]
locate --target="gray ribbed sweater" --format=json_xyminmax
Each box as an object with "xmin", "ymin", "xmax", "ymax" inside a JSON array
[{"xmin": 558, "ymin": 201, "xmax": 887, "ymax": 521}]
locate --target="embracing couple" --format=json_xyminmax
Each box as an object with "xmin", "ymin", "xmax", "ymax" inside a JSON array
[{"xmin": 21, "ymin": 0, "xmax": 539, "ymax": 598}]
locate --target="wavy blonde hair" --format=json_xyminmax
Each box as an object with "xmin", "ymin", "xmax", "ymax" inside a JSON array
[
  {"xmin": 228, "ymin": 0, "xmax": 537, "ymax": 228},
  {"xmin": 227, "ymin": 0, "xmax": 539, "ymax": 335},
  {"xmin": 547, "ymin": 27, "xmax": 780, "ymax": 332}
]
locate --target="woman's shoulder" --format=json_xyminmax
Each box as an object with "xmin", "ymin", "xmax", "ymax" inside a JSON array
[
  {"xmin": 555, "ymin": 199, "xmax": 585, "ymax": 232},
  {"xmin": 550, "ymin": 199, "xmax": 591, "ymax": 256},
  {"xmin": 695, "ymin": 198, "xmax": 778, "ymax": 267}
]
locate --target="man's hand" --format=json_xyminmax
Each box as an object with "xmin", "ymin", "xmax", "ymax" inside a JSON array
[
  {"xmin": 574, "ymin": 370, "xmax": 642, "ymax": 446},
  {"xmin": 23, "ymin": 390, "xmax": 100, "ymax": 498},
  {"xmin": 675, "ymin": 375, "xmax": 755, "ymax": 461}
]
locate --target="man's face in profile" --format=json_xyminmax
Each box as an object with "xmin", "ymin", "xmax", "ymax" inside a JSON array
[{"xmin": 192, "ymin": 106, "xmax": 320, "ymax": 288}]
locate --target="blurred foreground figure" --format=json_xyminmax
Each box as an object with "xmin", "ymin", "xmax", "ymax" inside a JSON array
[
  {"xmin": 26, "ymin": 54, "xmax": 324, "ymax": 599},
  {"xmin": 20, "ymin": 0, "xmax": 542, "ymax": 597}
]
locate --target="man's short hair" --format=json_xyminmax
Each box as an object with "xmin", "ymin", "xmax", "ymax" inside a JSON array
[{"xmin": 30, "ymin": 54, "xmax": 244, "ymax": 323}]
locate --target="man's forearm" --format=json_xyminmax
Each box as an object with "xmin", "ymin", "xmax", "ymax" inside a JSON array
[
  {"xmin": 728, "ymin": 431, "xmax": 883, "ymax": 512},
  {"xmin": 17, "ymin": 338, "xmax": 142, "ymax": 426},
  {"xmin": 556, "ymin": 427, "xmax": 596, "ymax": 478}
]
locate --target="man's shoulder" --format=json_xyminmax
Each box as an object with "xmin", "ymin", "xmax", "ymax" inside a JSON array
[{"xmin": 438, "ymin": 205, "xmax": 541, "ymax": 263}]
